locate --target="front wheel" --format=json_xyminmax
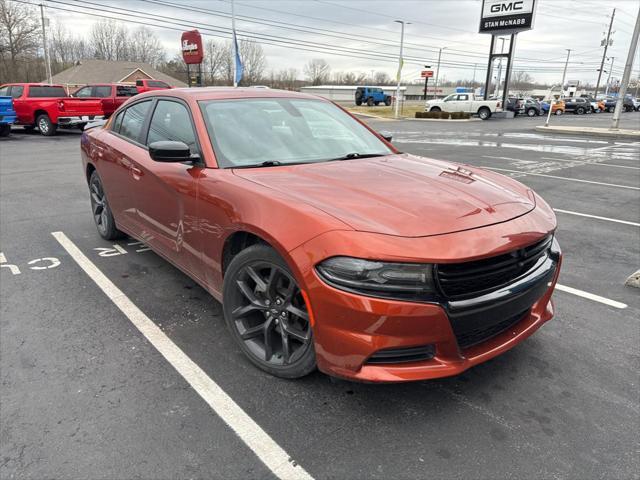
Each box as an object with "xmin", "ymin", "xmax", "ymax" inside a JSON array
[
  {"xmin": 576, "ymin": 107, "xmax": 585, "ymax": 115},
  {"xmin": 526, "ymin": 108, "xmax": 537, "ymax": 117},
  {"xmin": 555, "ymin": 109, "xmax": 564, "ymax": 115},
  {"xmin": 355, "ymin": 100, "xmax": 362, "ymax": 106},
  {"xmin": 478, "ymin": 107, "xmax": 491, "ymax": 120},
  {"xmin": 223, "ymin": 244, "xmax": 316, "ymax": 379},
  {"xmin": 384, "ymin": 97, "xmax": 391, "ymax": 106},
  {"xmin": 366, "ymin": 97, "xmax": 374, "ymax": 106},
  {"xmin": 89, "ymin": 170, "xmax": 125, "ymax": 240},
  {"xmin": 36, "ymin": 114, "xmax": 57, "ymax": 136},
  {"xmin": 429, "ymin": 106, "xmax": 441, "ymax": 112},
  {"xmin": 608, "ymin": 106, "xmax": 615, "ymax": 113}
]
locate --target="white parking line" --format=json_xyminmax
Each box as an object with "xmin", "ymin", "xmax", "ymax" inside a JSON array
[
  {"xmin": 485, "ymin": 167, "xmax": 640, "ymax": 190},
  {"xmin": 556, "ymin": 284, "xmax": 628, "ymax": 309},
  {"xmin": 539, "ymin": 157, "xmax": 640, "ymax": 170},
  {"xmin": 553, "ymin": 208, "xmax": 640, "ymax": 227},
  {"xmin": 51, "ymin": 231, "xmax": 314, "ymax": 480}
]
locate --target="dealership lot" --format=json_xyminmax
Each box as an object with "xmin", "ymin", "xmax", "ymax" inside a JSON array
[{"xmin": 1, "ymin": 114, "xmax": 638, "ymax": 479}]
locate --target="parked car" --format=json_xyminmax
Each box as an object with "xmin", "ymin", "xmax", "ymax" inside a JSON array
[
  {"xmin": 355, "ymin": 87, "xmax": 392, "ymax": 106},
  {"xmin": 504, "ymin": 97, "xmax": 523, "ymax": 116},
  {"xmin": 72, "ymin": 83, "xmax": 138, "ymax": 118},
  {"xmin": 580, "ymin": 96, "xmax": 605, "ymax": 113},
  {"xmin": 633, "ymin": 98, "xmax": 640, "ymax": 111},
  {"xmin": 541, "ymin": 100, "xmax": 565, "ymax": 115},
  {"xmin": 0, "ymin": 83, "xmax": 104, "ymax": 136},
  {"xmin": 563, "ymin": 97, "xmax": 591, "ymax": 115},
  {"xmin": 81, "ymin": 88, "xmax": 562, "ymax": 382},
  {"xmin": 0, "ymin": 95, "xmax": 17, "ymax": 137},
  {"xmin": 603, "ymin": 96, "xmax": 635, "ymax": 113},
  {"xmin": 425, "ymin": 93, "xmax": 502, "ymax": 119},
  {"xmin": 135, "ymin": 79, "xmax": 173, "ymax": 93},
  {"xmin": 520, "ymin": 98, "xmax": 543, "ymax": 117}
]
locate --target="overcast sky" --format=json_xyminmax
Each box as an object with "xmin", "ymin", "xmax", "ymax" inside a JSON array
[{"xmin": 43, "ymin": 0, "xmax": 640, "ymax": 85}]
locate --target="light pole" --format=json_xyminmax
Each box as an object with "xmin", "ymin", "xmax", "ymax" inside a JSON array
[
  {"xmin": 40, "ymin": 4, "xmax": 52, "ymax": 85},
  {"xmin": 560, "ymin": 49, "xmax": 571, "ymax": 96},
  {"xmin": 493, "ymin": 37, "xmax": 506, "ymax": 97},
  {"xmin": 433, "ymin": 46, "xmax": 447, "ymax": 99},
  {"xmin": 605, "ymin": 57, "xmax": 615, "ymax": 95},
  {"xmin": 611, "ymin": 4, "xmax": 640, "ymax": 129},
  {"xmin": 394, "ymin": 20, "xmax": 410, "ymax": 118}
]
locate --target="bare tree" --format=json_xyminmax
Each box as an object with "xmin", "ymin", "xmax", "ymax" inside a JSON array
[
  {"xmin": 268, "ymin": 68, "xmax": 298, "ymax": 90},
  {"xmin": 90, "ymin": 19, "xmax": 129, "ymax": 61},
  {"xmin": 203, "ymin": 39, "xmax": 225, "ymax": 85},
  {"xmin": 49, "ymin": 22, "xmax": 89, "ymax": 73},
  {"xmin": 129, "ymin": 27, "xmax": 165, "ymax": 67},
  {"xmin": 0, "ymin": 0, "xmax": 40, "ymax": 82},
  {"xmin": 238, "ymin": 39, "xmax": 266, "ymax": 85},
  {"xmin": 511, "ymin": 71, "xmax": 535, "ymax": 90},
  {"xmin": 304, "ymin": 59, "xmax": 330, "ymax": 85},
  {"xmin": 373, "ymin": 71, "xmax": 391, "ymax": 85}
]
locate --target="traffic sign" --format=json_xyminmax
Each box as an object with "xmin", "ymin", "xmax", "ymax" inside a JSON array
[{"xmin": 421, "ymin": 70, "xmax": 434, "ymax": 78}]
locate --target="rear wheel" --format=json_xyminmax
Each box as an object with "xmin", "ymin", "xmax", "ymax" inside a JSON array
[
  {"xmin": 429, "ymin": 106, "xmax": 441, "ymax": 112},
  {"xmin": 89, "ymin": 170, "xmax": 125, "ymax": 240},
  {"xmin": 526, "ymin": 108, "xmax": 537, "ymax": 117},
  {"xmin": 478, "ymin": 107, "xmax": 491, "ymax": 120},
  {"xmin": 576, "ymin": 107, "xmax": 585, "ymax": 115},
  {"xmin": 355, "ymin": 100, "xmax": 362, "ymax": 106},
  {"xmin": 223, "ymin": 244, "xmax": 316, "ymax": 379},
  {"xmin": 608, "ymin": 105, "xmax": 615, "ymax": 113},
  {"xmin": 366, "ymin": 97, "xmax": 374, "ymax": 106},
  {"xmin": 36, "ymin": 114, "xmax": 57, "ymax": 136},
  {"xmin": 384, "ymin": 97, "xmax": 391, "ymax": 106},
  {"xmin": 555, "ymin": 109, "xmax": 564, "ymax": 115}
]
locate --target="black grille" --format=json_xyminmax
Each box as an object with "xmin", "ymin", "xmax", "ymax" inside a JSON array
[
  {"xmin": 436, "ymin": 236, "xmax": 552, "ymax": 301},
  {"xmin": 366, "ymin": 345, "xmax": 435, "ymax": 364},
  {"xmin": 455, "ymin": 309, "xmax": 529, "ymax": 349}
]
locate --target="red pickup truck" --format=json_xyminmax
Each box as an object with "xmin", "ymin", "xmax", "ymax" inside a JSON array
[
  {"xmin": 72, "ymin": 83, "xmax": 138, "ymax": 118},
  {"xmin": 0, "ymin": 83, "xmax": 105, "ymax": 136},
  {"xmin": 135, "ymin": 78, "xmax": 173, "ymax": 93}
]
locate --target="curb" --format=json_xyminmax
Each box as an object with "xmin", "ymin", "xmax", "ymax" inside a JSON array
[
  {"xmin": 408, "ymin": 117, "xmax": 481, "ymax": 122},
  {"xmin": 535, "ymin": 125, "xmax": 640, "ymax": 139}
]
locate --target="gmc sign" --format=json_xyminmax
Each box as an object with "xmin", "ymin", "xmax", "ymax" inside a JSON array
[{"xmin": 479, "ymin": 0, "xmax": 536, "ymax": 34}]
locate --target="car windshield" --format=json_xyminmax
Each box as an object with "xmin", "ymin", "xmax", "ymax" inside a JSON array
[{"xmin": 199, "ymin": 98, "xmax": 393, "ymax": 168}]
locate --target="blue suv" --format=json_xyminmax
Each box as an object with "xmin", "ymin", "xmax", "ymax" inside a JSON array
[{"xmin": 355, "ymin": 87, "xmax": 392, "ymax": 106}]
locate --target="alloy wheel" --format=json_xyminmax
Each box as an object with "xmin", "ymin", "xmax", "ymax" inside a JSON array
[
  {"xmin": 90, "ymin": 177, "xmax": 109, "ymax": 236},
  {"xmin": 229, "ymin": 261, "xmax": 311, "ymax": 366},
  {"xmin": 38, "ymin": 118, "xmax": 48, "ymax": 133}
]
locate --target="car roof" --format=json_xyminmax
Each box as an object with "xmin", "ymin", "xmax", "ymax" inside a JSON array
[{"xmin": 135, "ymin": 87, "xmax": 324, "ymax": 102}]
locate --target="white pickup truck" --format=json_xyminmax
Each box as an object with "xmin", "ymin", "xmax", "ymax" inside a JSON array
[{"xmin": 425, "ymin": 93, "xmax": 502, "ymax": 120}]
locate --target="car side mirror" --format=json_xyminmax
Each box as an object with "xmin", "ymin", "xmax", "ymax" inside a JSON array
[
  {"xmin": 148, "ymin": 141, "xmax": 194, "ymax": 162},
  {"xmin": 379, "ymin": 131, "xmax": 392, "ymax": 142}
]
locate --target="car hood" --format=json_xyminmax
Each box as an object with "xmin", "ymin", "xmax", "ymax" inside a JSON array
[{"xmin": 233, "ymin": 154, "xmax": 535, "ymax": 237}]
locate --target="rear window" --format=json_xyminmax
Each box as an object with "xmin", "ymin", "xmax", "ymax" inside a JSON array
[
  {"xmin": 116, "ymin": 86, "xmax": 138, "ymax": 97},
  {"xmin": 28, "ymin": 86, "xmax": 67, "ymax": 98},
  {"xmin": 147, "ymin": 80, "xmax": 169, "ymax": 88}
]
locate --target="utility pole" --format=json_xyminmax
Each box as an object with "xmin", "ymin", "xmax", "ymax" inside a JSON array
[
  {"xmin": 422, "ymin": 64, "xmax": 431, "ymax": 101},
  {"xmin": 595, "ymin": 8, "xmax": 615, "ymax": 98},
  {"xmin": 493, "ymin": 37, "xmax": 505, "ymax": 97},
  {"xmin": 433, "ymin": 46, "xmax": 446, "ymax": 99},
  {"xmin": 394, "ymin": 20, "xmax": 409, "ymax": 118},
  {"xmin": 605, "ymin": 57, "xmax": 615, "ymax": 95},
  {"xmin": 472, "ymin": 63, "xmax": 477, "ymax": 86},
  {"xmin": 40, "ymin": 4, "xmax": 52, "ymax": 85},
  {"xmin": 560, "ymin": 49, "xmax": 571, "ymax": 96},
  {"xmin": 611, "ymin": 5, "xmax": 640, "ymax": 129}
]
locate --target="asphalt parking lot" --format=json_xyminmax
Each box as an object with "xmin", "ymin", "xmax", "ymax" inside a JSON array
[{"xmin": 1, "ymin": 112, "xmax": 639, "ymax": 479}]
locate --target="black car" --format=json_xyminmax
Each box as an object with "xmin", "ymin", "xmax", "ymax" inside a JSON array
[
  {"xmin": 505, "ymin": 97, "xmax": 523, "ymax": 116},
  {"xmin": 603, "ymin": 96, "xmax": 635, "ymax": 113},
  {"xmin": 563, "ymin": 97, "xmax": 591, "ymax": 115},
  {"xmin": 520, "ymin": 98, "xmax": 542, "ymax": 117}
]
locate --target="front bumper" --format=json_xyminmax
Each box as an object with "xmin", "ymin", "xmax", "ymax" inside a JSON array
[
  {"xmin": 289, "ymin": 207, "xmax": 561, "ymax": 383},
  {"xmin": 58, "ymin": 115, "xmax": 105, "ymax": 126}
]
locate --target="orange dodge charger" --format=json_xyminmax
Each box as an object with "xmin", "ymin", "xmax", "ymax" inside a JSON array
[{"xmin": 81, "ymin": 88, "xmax": 562, "ymax": 382}]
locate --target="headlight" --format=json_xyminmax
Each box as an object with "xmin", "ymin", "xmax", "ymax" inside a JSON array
[{"xmin": 316, "ymin": 256, "xmax": 435, "ymax": 300}]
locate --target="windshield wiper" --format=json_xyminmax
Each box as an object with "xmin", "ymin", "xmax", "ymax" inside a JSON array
[
  {"xmin": 329, "ymin": 153, "xmax": 387, "ymax": 161},
  {"xmin": 233, "ymin": 160, "xmax": 282, "ymax": 169}
]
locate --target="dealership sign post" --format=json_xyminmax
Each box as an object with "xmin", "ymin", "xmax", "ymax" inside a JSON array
[
  {"xmin": 479, "ymin": 0, "xmax": 537, "ymax": 107},
  {"xmin": 181, "ymin": 30, "xmax": 204, "ymax": 87},
  {"xmin": 421, "ymin": 69, "xmax": 433, "ymax": 101}
]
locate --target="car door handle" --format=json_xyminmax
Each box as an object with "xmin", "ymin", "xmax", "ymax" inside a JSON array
[{"xmin": 131, "ymin": 166, "xmax": 143, "ymax": 179}]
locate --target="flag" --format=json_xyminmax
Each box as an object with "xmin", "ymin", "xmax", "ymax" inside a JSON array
[{"xmin": 233, "ymin": 29, "xmax": 243, "ymax": 86}]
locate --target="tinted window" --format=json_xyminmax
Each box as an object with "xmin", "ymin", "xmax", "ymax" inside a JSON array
[
  {"xmin": 94, "ymin": 86, "xmax": 112, "ymax": 98},
  {"xmin": 112, "ymin": 109, "xmax": 125, "ymax": 133},
  {"xmin": 74, "ymin": 86, "xmax": 93, "ymax": 97},
  {"xmin": 116, "ymin": 85, "xmax": 138, "ymax": 97},
  {"xmin": 28, "ymin": 86, "xmax": 67, "ymax": 97},
  {"xmin": 148, "ymin": 80, "xmax": 169, "ymax": 88},
  {"xmin": 119, "ymin": 101, "xmax": 151, "ymax": 143},
  {"xmin": 147, "ymin": 100, "xmax": 197, "ymax": 153},
  {"xmin": 0, "ymin": 86, "xmax": 7, "ymax": 96}
]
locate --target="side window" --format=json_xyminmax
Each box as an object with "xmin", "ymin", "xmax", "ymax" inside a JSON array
[
  {"xmin": 94, "ymin": 86, "xmax": 112, "ymax": 98},
  {"xmin": 116, "ymin": 86, "xmax": 137, "ymax": 97},
  {"xmin": 10, "ymin": 86, "xmax": 24, "ymax": 98},
  {"xmin": 147, "ymin": 100, "xmax": 198, "ymax": 153},
  {"xmin": 0, "ymin": 86, "xmax": 8, "ymax": 96},
  {"xmin": 74, "ymin": 86, "xmax": 93, "ymax": 97},
  {"xmin": 112, "ymin": 109, "xmax": 125, "ymax": 133},
  {"xmin": 119, "ymin": 101, "xmax": 151, "ymax": 143},
  {"xmin": 458, "ymin": 94, "xmax": 469, "ymax": 101}
]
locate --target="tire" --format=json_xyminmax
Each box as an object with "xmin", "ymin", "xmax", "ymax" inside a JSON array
[
  {"xmin": 429, "ymin": 106, "xmax": 441, "ymax": 112},
  {"xmin": 366, "ymin": 97, "xmax": 374, "ymax": 106},
  {"xmin": 555, "ymin": 109, "xmax": 563, "ymax": 115},
  {"xmin": 0, "ymin": 124, "xmax": 10, "ymax": 137},
  {"xmin": 526, "ymin": 108, "xmax": 536, "ymax": 117},
  {"xmin": 608, "ymin": 106, "xmax": 615, "ymax": 113},
  {"xmin": 576, "ymin": 107, "xmax": 585, "ymax": 115},
  {"xmin": 222, "ymin": 244, "xmax": 316, "ymax": 379},
  {"xmin": 36, "ymin": 114, "xmax": 57, "ymax": 136},
  {"xmin": 384, "ymin": 97, "xmax": 391, "ymax": 106},
  {"xmin": 478, "ymin": 107, "xmax": 491, "ymax": 120},
  {"xmin": 89, "ymin": 170, "xmax": 125, "ymax": 241},
  {"xmin": 374, "ymin": 101, "xmax": 380, "ymax": 106},
  {"xmin": 355, "ymin": 100, "xmax": 362, "ymax": 106}
]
